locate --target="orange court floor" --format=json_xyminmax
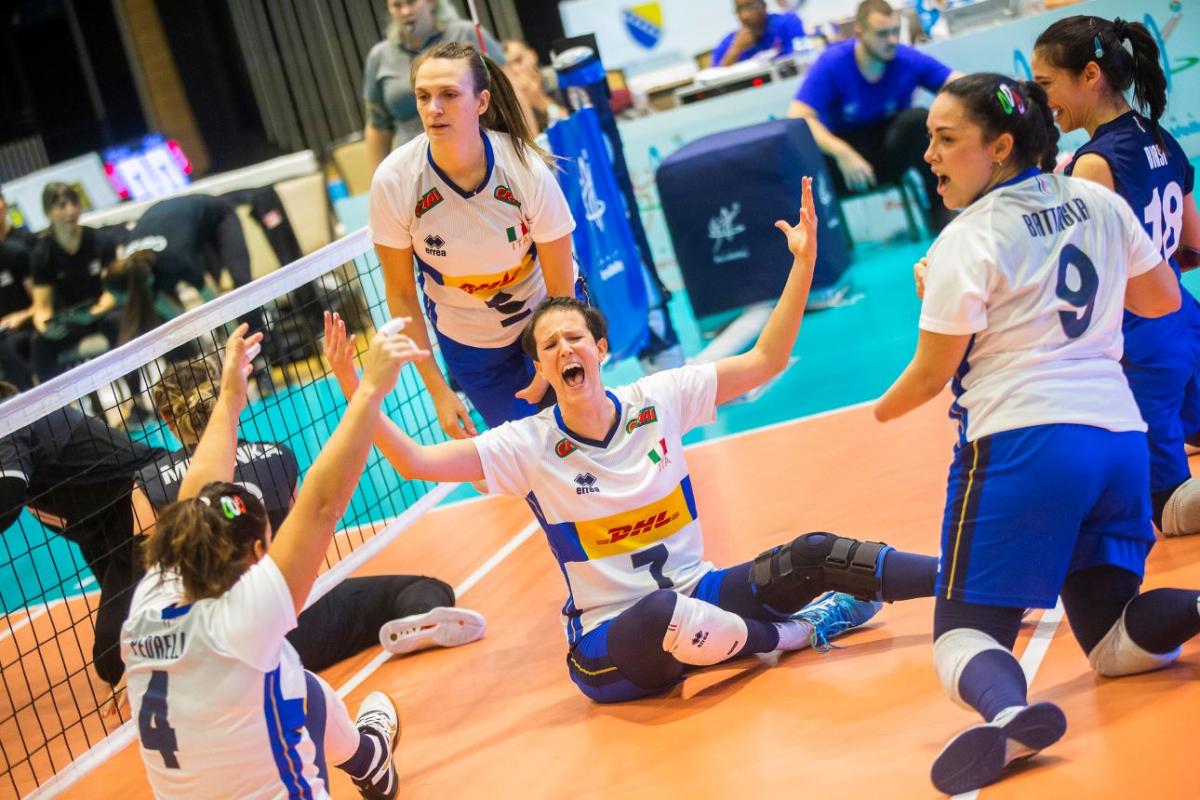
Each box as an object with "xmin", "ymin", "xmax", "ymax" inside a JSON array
[{"xmin": 19, "ymin": 396, "xmax": 1200, "ymax": 799}]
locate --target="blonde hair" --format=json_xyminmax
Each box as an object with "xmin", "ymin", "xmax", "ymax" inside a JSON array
[
  {"xmin": 387, "ymin": 0, "xmax": 461, "ymax": 44},
  {"xmin": 153, "ymin": 360, "xmax": 220, "ymax": 448}
]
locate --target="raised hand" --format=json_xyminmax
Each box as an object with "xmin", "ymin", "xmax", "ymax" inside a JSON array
[
  {"xmin": 774, "ymin": 176, "xmax": 819, "ymax": 269},
  {"xmin": 219, "ymin": 323, "xmax": 263, "ymax": 412},
  {"xmin": 322, "ymin": 311, "xmax": 361, "ymax": 395},
  {"xmin": 360, "ymin": 326, "xmax": 428, "ymax": 397}
]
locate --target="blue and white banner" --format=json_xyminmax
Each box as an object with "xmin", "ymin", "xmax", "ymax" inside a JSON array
[{"xmin": 547, "ymin": 108, "xmax": 650, "ymax": 362}]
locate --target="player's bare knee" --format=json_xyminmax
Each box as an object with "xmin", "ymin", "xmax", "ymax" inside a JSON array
[
  {"xmin": 749, "ymin": 531, "xmax": 891, "ymax": 613},
  {"xmin": 1087, "ymin": 611, "xmax": 1181, "ymax": 678},
  {"xmin": 1162, "ymin": 478, "xmax": 1200, "ymax": 537}
]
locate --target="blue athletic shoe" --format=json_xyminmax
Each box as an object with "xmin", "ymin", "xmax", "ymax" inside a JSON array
[
  {"xmin": 930, "ymin": 702, "xmax": 1067, "ymax": 795},
  {"xmin": 794, "ymin": 591, "xmax": 883, "ymax": 653}
]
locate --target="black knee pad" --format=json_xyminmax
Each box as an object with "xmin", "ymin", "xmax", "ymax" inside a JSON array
[{"xmin": 749, "ymin": 531, "xmax": 889, "ymax": 613}]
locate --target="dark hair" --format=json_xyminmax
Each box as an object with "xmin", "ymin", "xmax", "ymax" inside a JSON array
[
  {"xmin": 145, "ymin": 481, "xmax": 270, "ymax": 601},
  {"xmin": 940, "ymin": 73, "xmax": 1060, "ymax": 173},
  {"xmin": 153, "ymin": 358, "xmax": 220, "ymax": 448},
  {"xmin": 410, "ymin": 41, "xmax": 552, "ymax": 168},
  {"xmin": 107, "ymin": 250, "xmax": 161, "ymax": 344},
  {"xmin": 520, "ymin": 296, "xmax": 608, "ymax": 360},
  {"xmin": 1034, "ymin": 16, "xmax": 1166, "ymax": 126},
  {"xmin": 856, "ymin": 0, "xmax": 894, "ymax": 28},
  {"xmin": 0, "ymin": 381, "xmax": 17, "ymax": 400},
  {"xmin": 41, "ymin": 182, "xmax": 80, "ymax": 215}
]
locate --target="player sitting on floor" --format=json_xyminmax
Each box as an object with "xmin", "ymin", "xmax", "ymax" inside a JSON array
[
  {"xmin": 122, "ymin": 324, "xmax": 418, "ymax": 799},
  {"xmin": 323, "ymin": 179, "xmax": 942, "ymax": 702}
]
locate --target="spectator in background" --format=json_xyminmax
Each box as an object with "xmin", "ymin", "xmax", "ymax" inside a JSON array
[
  {"xmin": 788, "ymin": 0, "xmax": 961, "ymax": 233},
  {"xmin": 29, "ymin": 183, "xmax": 123, "ymax": 382},
  {"xmin": 0, "ymin": 187, "xmax": 36, "ymax": 389},
  {"xmin": 503, "ymin": 39, "xmax": 563, "ymax": 134},
  {"xmin": 712, "ymin": 0, "xmax": 805, "ymax": 67},
  {"xmin": 363, "ymin": 0, "xmax": 505, "ymax": 175},
  {"xmin": 105, "ymin": 194, "xmax": 253, "ymax": 343}
]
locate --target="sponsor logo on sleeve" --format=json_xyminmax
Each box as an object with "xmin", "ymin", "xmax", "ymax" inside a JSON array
[
  {"xmin": 494, "ymin": 185, "xmax": 522, "ymax": 207},
  {"xmin": 625, "ymin": 405, "xmax": 657, "ymax": 434}
]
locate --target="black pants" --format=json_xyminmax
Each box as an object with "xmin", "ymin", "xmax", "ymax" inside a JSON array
[
  {"xmin": 31, "ymin": 307, "xmax": 123, "ymax": 383},
  {"xmin": 287, "ymin": 575, "xmax": 456, "ymax": 671},
  {"xmin": 203, "ymin": 209, "xmax": 253, "ymax": 291},
  {"xmin": 822, "ymin": 106, "xmax": 954, "ymax": 234},
  {"xmin": 0, "ymin": 327, "xmax": 34, "ymax": 389}
]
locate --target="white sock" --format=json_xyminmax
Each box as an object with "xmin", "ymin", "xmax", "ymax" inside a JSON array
[
  {"xmin": 773, "ymin": 619, "xmax": 815, "ymax": 651},
  {"xmin": 991, "ymin": 704, "xmax": 1024, "ymax": 726}
]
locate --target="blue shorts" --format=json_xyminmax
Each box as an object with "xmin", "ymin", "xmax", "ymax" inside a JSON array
[
  {"xmin": 565, "ymin": 566, "xmax": 775, "ymax": 703},
  {"xmin": 937, "ymin": 424, "xmax": 1154, "ymax": 609},
  {"xmin": 436, "ymin": 331, "xmax": 540, "ymax": 428},
  {"xmin": 1123, "ymin": 292, "xmax": 1200, "ymax": 492}
]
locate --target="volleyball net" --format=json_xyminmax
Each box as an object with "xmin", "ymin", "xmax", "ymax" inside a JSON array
[{"xmin": 0, "ymin": 229, "xmax": 460, "ymax": 798}]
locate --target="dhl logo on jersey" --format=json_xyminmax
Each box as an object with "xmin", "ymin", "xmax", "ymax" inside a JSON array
[
  {"xmin": 442, "ymin": 252, "xmax": 535, "ymax": 299},
  {"xmin": 576, "ymin": 482, "xmax": 693, "ymax": 559}
]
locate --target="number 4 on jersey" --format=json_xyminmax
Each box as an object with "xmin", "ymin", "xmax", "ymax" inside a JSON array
[{"xmin": 139, "ymin": 670, "xmax": 181, "ymax": 769}]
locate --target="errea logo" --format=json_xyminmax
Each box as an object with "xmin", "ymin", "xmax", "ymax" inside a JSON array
[
  {"xmin": 574, "ymin": 472, "xmax": 600, "ymax": 495},
  {"xmin": 424, "ymin": 234, "xmax": 446, "ymax": 257}
]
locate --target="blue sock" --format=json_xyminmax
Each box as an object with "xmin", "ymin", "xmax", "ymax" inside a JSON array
[
  {"xmin": 740, "ymin": 618, "xmax": 781, "ymax": 654},
  {"xmin": 337, "ymin": 730, "xmax": 383, "ymax": 781},
  {"xmin": 1124, "ymin": 589, "xmax": 1200, "ymax": 654},
  {"xmin": 879, "ymin": 550, "xmax": 938, "ymax": 602},
  {"xmin": 958, "ymin": 649, "xmax": 1028, "ymax": 721}
]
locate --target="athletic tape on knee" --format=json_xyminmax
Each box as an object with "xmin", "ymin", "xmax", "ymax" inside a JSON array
[
  {"xmin": 1087, "ymin": 611, "xmax": 1181, "ymax": 678},
  {"xmin": 1163, "ymin": 479, "xmax": 1200, "ymax": 537},
  {"xmin": 933, "ymin": 628, "xmax": 1009, "ymax": 710},
  {"xmin": 662, "ymin": 594, "xmax": 749, "ymax": 667}
]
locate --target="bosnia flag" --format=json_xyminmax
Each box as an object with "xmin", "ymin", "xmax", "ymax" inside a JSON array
[{"xmin": 623, "ymin": 2, "xmax": 663, "ymax": 49}]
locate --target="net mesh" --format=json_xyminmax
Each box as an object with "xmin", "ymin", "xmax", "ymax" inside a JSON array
[{"xmin": 0, "ymin": 229, "xmax": 456, "ymax": 798}]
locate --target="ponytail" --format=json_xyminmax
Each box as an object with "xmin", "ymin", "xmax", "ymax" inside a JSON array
[
  {"xmin": 410, "ymin": 41, "xmax": 553, "ymax": 168},
  {"xmin": 144, "ymin": 482, "xmax": 269, "ymax": 601},
  {"xmin": 1034, "ymin": 15, "xmax": 1167, "ymax": 130},
  {"xmin": 153, "ymin": 359, "xmax": 219, "ymax": 448},
  {"xmin": 107, "ymin": 250, "xmax": 162, "ymax": 344},
  {"xmin": 941, "ymin": 73, "xmax": 1060, "ymax": 173}
]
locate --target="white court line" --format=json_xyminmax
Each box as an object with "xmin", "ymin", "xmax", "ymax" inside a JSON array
[
  {"xmin": 951, "ymin": 598, "xmax": 1066, "ymax": 800},
  {"xmin": 0, "ymin": 590, "xmax": 101, "ymax": 644},
  {"xmin": 335, "ymin": 520, "xmax": 541, "ymax": 700}
]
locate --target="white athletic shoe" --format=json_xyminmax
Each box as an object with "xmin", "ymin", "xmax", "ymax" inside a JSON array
[
  {"xmin": 352, "ymin": 691, "xmax": 400, "ymax": 800},
  {"xmin": 378, "ymin": 607, "xmax": 486, "ymax": 656}
]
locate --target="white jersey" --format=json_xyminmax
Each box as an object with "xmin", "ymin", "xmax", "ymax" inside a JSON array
[
  {"xmin": 920, "ymin": 171, "xmax": 1161, "ymax": 442},
  {"xmin": 369, "ymin": 130, "xmax": 576, "ymax": 347},
  {"xmin": 473, "ymin": 364, "xmax": 719, "ymax": 643},
  {"xmin": 122, "ymin": 559, "xmax": 325, "ymax": 799}
]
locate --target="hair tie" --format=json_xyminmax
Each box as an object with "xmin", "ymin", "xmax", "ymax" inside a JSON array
[
  {"xmin": 1112, "ymin": 18, "xmax": 1129, "ymax": 42},
  {"xmin": 218, "ymin": 495, "xmax": 246, "ymax": 520},
  {"xmin": 996, "ymin": 84, "xmax": 1025, "ymax": 115}
]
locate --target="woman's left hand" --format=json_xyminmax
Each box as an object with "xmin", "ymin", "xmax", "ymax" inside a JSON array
[
  {"xmin": 774, "ymin": 177, "xmax": 818, "ymax": 269},
  {"xmin": 515, "ymin": 372, "xmax": 550, "ymax": 405},
  {"xmin": 219, "ymin": 323, "xmax": 262, "ymax": 411}
]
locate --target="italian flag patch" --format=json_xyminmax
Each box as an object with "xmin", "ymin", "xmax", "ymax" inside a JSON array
[
  {"xmin": 505, "ymin": 222, "xmax": 529, "ymax": 242},
  {"xmin": 647, "ymin": 438, "xmax": 670, "ymax": 468}
]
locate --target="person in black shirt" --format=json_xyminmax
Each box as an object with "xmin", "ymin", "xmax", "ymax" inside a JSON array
[
  {"xmin": 0, "ymin": 186, "xmax": 36, "ymax": 388},
  {"xmin": 106, "ymin": 195, "xmax": 254, "ymax": 343},
  {"xmin": 28, "ymin": 183, "xmax": 122, "ymax": 382},
  {"xmin": 0, "ymin": 381, "xmax": 165, "ymax": 689},
  {"xmin": 134, "ymin": 359, "xmax": 485, "ymax": 673}
]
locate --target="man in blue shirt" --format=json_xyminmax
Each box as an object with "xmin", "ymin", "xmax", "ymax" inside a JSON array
[
  {"xmin": 788, "ymin": 0, "xmax": 960, "ymax": 232},
  {"xmin": 712, "ymin": 0, "xmax": 805, "ymax": 66}
]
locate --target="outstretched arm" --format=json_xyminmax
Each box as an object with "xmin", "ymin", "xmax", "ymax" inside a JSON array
[
  {"xmin": 713, "ymin": 177, "xmax": 818, "ymax": 405},
  {"xmin": 178, "ymin": 324, "xmax": 262, "ymax": 500},
  {"xmin": 323, "ymin": 312, "xmax": 485, "ymax": 484}
]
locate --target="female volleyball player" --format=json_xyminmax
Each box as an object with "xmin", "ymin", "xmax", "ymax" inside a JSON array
[
  {"xmin": 122, "ymin": 324, "xmax": 418, "ymax": 799},
  {"xmin": 876, "ymin": 73, "xmax": 1200, "ymax": 794},
  {"xmin": 132, "ymin": 359, "xmax": 484, "ymax": 669},
  {"xmin": 369, "ymin": 42, "xmax": 576, "ymax": 439},
  {"xmin": 1032, "ymin": 15, "xmax": 1200, "ymax": 537},
  {"xmin": 327, "ymin": 178, "xmax": 943, "ymax": 703}
]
